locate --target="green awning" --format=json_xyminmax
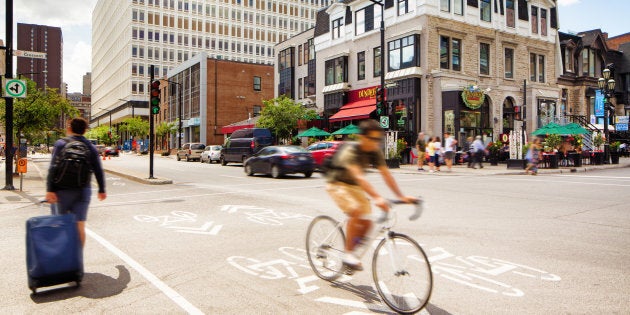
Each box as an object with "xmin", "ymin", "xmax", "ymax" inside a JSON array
[
  {"xmin": 296, "ymin": 126, "xmax": 331, "ymax": 137},
  {"xmin": 332, "ymin": 124, "xmax": 361, "ymax": 135}
]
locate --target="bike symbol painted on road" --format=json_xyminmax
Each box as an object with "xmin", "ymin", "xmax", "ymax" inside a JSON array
[{"xmin": 134, "ymin": 211, "xmax": 223, "ymax": 236}]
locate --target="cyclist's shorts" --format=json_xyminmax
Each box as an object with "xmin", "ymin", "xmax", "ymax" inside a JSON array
[{"xmin": 326, "ymin": 182, "xmax": 371, "ymax": 216}]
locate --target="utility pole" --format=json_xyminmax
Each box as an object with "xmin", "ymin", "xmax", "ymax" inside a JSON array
[
  {"xmin": 3, "ymin": 0, "xmax": 15, "ymax": 190},
  {"xmin": 149, "ymin": 65, "xmax": 156, "ymax": 179}
]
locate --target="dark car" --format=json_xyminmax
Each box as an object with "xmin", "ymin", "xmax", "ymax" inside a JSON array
[
  {"xmin": 243, "ymin": 145, "xmax": 315, "ymax": 178},
  {"xmin": 221, "ymin": 128, "xmax": 273, "ymax": 165},
  {"xmin": 306, "ymin": 141, "xmax": 343, "ymax": 169},
  {"xmin": 104, "ymin": 146, "xmax": 119, "ymax": 157}
]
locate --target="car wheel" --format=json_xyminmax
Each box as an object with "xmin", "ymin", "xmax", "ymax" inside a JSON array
[
  {"xmin": 304, "ymin": 171, "xmax": 313, "ymax": 178},
  {"xmin": 200, "ymin": 157, "xmax": 205, "ymax": 163},
  {"xmin": 271, "ymin": 165, "xmax": 281, "ymax": 179},
  {"xmin": 177, "ymin": 154, "xmax": 181, "ymax": 161},
  {"xmin": 185, "ymin": 155, "xmax": 190, "ymax": 162},
  {"xmin": 244, "ymin": 164, "xmax": 254, "ymax": 176},
  {"xmin": 221, "ymin": 157, "xmax": 227, "ymax": 166},
  {"xmin": 242, "ymin": 156, "xmax": 248, "ymax": 164}
]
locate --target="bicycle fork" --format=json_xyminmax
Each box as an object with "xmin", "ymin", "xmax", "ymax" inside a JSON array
[{"xmin": 384, "ymin": 232, "xmax": 408, "ymax": 276}]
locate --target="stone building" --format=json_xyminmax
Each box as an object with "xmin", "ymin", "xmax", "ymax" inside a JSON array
[{"xmin": 276, "ymin": 0, "xmax": 562, "ymax": 145}]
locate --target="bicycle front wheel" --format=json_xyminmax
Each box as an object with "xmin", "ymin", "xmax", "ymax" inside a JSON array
[
  {"xmin": 372, "ymin": 233, "xmax": 432, "ymax": 314},
  {"xmin": 305, "ymin": 215, "xmax": 346, "ymax": 281}
]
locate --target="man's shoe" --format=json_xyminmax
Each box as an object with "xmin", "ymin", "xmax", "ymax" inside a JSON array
[{"xmin": 343, "ymin": 253, "xmax": 363, "ymax": 271}]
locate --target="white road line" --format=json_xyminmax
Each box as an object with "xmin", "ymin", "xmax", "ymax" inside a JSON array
[
  {"xmin": 496, "ymin": 177, "xmax": 630, "ymax": 187},
  {"xmin": 86, "ymin": 228, "xmax": 204, "ymax": 315}
]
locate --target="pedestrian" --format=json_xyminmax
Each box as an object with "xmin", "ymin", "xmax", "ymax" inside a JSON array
[
  {"xmin": 465, "ymin": 136, "xmax": 474, "ymax": 168},
  {"xmin": 324, "ymin": 119, "xmax": 417, "ymax": 270},
  {"xmin": 525, "ymin": 138, "xmax": 542, "ymax": 175},
  {"xmin": 433, "ymin": 137, "xmax": 442, "ymax": 172},
  {"xmin": 426, "ymin": 136, "xmax": 436, "ymax": 172},
  {"xmin": 415, "ymin": 132, "xmax": 426, "ymax": 171},
  {"xmin": 46, "ymin": 117, "xmax": 107, "ymax": 248},
  {"xmin": 471, "ymin": 135, "xmax": 485, "ymax": 169},
  {"xmin": 443, "ymin": 132, "xmax": 457, "ymax": 171}
]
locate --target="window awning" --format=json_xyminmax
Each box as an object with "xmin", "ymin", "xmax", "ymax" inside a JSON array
[{"xmin": 328, "ymin": 99, "xmax": 375, "ymax": 123}]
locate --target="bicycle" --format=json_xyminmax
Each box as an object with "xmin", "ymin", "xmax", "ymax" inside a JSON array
[{"xmin": 305, "ymin": 198, "xmax": 432, "ymax": 314}]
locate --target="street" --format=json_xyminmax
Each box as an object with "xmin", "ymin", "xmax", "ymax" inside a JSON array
[{"xmin": 1, "ymin": 154, "xmax": 629, "ymax": 314}]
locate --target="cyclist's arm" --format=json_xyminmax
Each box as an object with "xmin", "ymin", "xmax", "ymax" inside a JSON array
[{"xmin": 346, "ymin": 164, "xmax": 388, "ymax": 211}]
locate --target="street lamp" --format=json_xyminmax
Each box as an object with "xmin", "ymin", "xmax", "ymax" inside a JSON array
[
  {"xmin": 369, "ymin": 0, "xmax": 386, "ymax": 129},
  {"xmin": 597, "ymin": 66, "xmax": 616, "ymax": 164},
  {"xmin": 160, "ymin": 79, "xmax": 182, "ymax": 150}
]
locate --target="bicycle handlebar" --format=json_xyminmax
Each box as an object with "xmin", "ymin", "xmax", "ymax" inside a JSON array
[{"xmin": 376, "ymin": 197, "xmax": 423, "ymax": 223}]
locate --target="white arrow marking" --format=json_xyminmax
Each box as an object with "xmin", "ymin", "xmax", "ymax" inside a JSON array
[
  {"xmin": 167, "ymin": 221, "xmax": 223, "ymax": 235},
  {"xmin": 221, "ymin": 204, "xmax": 266, "ymax": 213}
]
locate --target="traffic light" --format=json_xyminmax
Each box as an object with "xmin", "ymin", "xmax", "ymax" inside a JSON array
[
  {"xmin": 375, "ymin": 87, "xmax": 384, "ymax": 116},
  {"xmin": 150, "ymin": 80, "xmax": 161, "ymax": 115}
]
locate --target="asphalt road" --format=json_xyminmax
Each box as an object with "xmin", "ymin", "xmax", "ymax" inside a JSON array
[{"xmin": 2, "ymin": 154, "xmax": 629, "ymax": 314}]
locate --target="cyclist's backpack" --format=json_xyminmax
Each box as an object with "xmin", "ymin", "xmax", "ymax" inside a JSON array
[
  {"xmin": 52, "ymin": 138, "xmax": 93, "ymax": 189},
  {"xmin": 320, "ymin": 142, "xmax": 352, "ymax": 177}
]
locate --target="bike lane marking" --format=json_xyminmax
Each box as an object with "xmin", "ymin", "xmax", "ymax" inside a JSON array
[{"xmin": 86, "ymin": 228, "xmax": 204, "ymax": 315}]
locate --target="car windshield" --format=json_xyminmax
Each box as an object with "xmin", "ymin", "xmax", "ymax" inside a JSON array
[
  {"xmin": 282, "ymin": 146, "xmax": 309, "ymax": 153},
  {"xmin": 211, "ymin": 146, "xmax": 221, "ymax": 150},
  {"xmin": 191, "ymin": 144, "xmax": 205, "ymax": 150}
]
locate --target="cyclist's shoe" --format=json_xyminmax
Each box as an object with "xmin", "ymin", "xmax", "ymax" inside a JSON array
[{"xmin": 343, "ymin": 253, "xmax": 363, "ymax": 271}]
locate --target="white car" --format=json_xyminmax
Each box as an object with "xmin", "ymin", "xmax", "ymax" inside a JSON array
[{"xmin": 200, "ymin": 145, "xmax": 223, "ymax": 163}]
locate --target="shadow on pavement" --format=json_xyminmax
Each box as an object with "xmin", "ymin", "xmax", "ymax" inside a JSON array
[{"xmin": 30, "ymin": 265, "xmax": 130, "ymax": 303}]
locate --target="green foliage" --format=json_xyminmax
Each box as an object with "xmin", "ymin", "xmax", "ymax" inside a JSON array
[
  {"xmin": 256, "ymin": 95, "xmax": 318, "ymax": 144},
  {"xmin": 85, "ymin": 125, "xmax": 120, "ymax": 146},
  {"xmin": 486, "ymin": 141, "xmax": 502, "ymax": 154},
  {"xmin": 118, "ymin": 117, "xmax": 149, "ymax": 138},
  {"xmin": 155, "ymin": 120, "xmax": 178, "ymax": 150},
  {"xmin": 610, "ymin": 141, "xmax": 621, "ymax": 152},
  {"xmin": 592, "ymin": 133, "xmax": 604, "ymax": 148},
  {"xmin": 543, "ymin": 134, "xmax": 562, "ymax": 151},
  {"xmin": 0, "ymin": 79, "xmax": 78, "ymax": 146},
  {"xmin": 389, "ymin": 138, "xmax": 407, "ymax": 159}
]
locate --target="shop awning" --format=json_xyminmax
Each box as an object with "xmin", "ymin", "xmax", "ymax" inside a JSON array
[
  {"xmin": 220, "ymin": 115, "xmax": 260, "ymax": 134},
  {"xmin": 328, "ymin": 99, "xmax": 375, "ymax": 123}
]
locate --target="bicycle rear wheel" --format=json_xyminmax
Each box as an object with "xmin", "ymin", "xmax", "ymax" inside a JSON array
[
  {"xmin": 305, "ymin": 215, "xmax": 346, "ymax": 281},
  {"xmin": 372, "ymin": 233, "xmax": 432, "ymax": 314}
]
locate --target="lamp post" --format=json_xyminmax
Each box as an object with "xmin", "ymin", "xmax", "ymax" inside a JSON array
[
  {"xmin": 160, "ymin": 79, "xmax": 182, "ymax": 150},
  {"xmin": 597, "ymin": 66, "xmax": 616, "ymax": 164},
  {"xmin": 369, "ymin": 0, "xmax": 386, "ymax": 129}
]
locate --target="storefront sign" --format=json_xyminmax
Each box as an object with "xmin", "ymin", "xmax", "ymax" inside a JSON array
[
  {"xmin": 461, "ymin": 85, "xmax": 485, "ymax": 109},
  {"xmin": 594, "ymin": 90, "xmax": 604, "ymax": 117}
]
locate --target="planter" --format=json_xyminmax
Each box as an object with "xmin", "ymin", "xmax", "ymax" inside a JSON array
[
  {"xmin": 610, "ymin": 152, "xmax": 620, "ymax": 164},
  {"xmin": 545, "ymin": 153, "xmax": 559, "ymax": 169},
  {"xmin": 591, "ymin": 152, "xmax": 604, "ymax": 165},
  {"xmin": 488, "ymin": 153, "xmax": 499, "ymax": 166},
  {"xmin": 385, "ymin": 158, "xmax": 400, "ymax": 169},
  {"xmin": 506, "ymin": 159, "xmax": 526, "ymax": 169},
  {"xmin": 569, "ymin": 152, "xmax": 582, "ymax": 167}
]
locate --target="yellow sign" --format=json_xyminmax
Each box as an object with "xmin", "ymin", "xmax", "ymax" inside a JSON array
[
  {"xmin": 462, "ymin": 85, "xmax": 486, "ymax": 109},
  {"xmin": 17, "ymin": 158, "xmax": 27, "ymax": 173}
]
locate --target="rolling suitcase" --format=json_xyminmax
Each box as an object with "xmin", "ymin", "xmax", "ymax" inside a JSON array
[{"xmin": 26, "ymin": 203, "xmax": 83, "ymax": 294}]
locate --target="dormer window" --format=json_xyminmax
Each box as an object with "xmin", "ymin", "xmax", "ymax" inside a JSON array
[{"xmin": 332, "ymin": 17, "xmax": 343, "ymax": 39}]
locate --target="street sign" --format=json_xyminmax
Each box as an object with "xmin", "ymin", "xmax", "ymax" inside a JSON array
[
  {"xmin": 379, "ymin": 116, "xmax": 389, "ymax": 129},
  {"xmin": 14, "ymin": 50, "xmax": 47, "ymax": 59},
  {"xmin": 17, "ymin": 158, "xmax": 27, "ymax": 173},
  {"xmin": 3, "ymin": 78, "xmax": 27, "ymax": 98}
]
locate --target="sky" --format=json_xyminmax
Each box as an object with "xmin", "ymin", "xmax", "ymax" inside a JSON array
[{"xmin": 1, "ymin": 0, "xmax": 629, "ymax": 94}]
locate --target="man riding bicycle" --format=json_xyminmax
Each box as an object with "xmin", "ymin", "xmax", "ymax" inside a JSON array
[{"xmin": 325, "ymin": 119, "xmax": 418, "ymax": 270}]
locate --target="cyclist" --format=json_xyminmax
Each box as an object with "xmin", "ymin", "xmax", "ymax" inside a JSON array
[{"xmin": 325, "ymin": 119, "xmax": 418, "ymax": 270}]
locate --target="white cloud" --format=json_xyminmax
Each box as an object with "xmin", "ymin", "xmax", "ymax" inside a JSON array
[
  {"xmin": 558, "ymin": 0, "xmax": 581, "ymax": 7},
  {"xmin": 65, "ymin": 41, "xmax": 92, "ymax": 93},
  {"xmin": 15, "ymin": 0, "xmax": 97, "ymax": 29}
]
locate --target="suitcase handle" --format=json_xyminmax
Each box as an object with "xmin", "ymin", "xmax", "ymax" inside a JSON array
[{"xmin": 40, "ymin": 200, "xmax": 59, "ymax": 215}]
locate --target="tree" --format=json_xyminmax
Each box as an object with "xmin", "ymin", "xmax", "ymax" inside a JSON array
[
  {"xmin": 117, "ymin": 117, "xmax": 149, "ymax": 152},
  {"xmin": 256, "ymin": 95, "xmax": 318, "ymax": 144},
  {"xmin": 155, "ymin": 120, "xmax": 178, "ymax": 151},
  {"xmin": 85, "ymin": 125, "xmax": 120, "ymax": 146},
  {"xmin": 0, "ymin": 79, "xmax": 78, "ymax": 157}
]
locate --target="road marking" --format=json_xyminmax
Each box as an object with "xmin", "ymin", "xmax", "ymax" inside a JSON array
[
  {"xmin": 497, "ymin": 177, "xmax": 630, "ymax": 187},
  {"xmin": 86, "ymin": 228, "xmax": 204, "ymax": 315}
]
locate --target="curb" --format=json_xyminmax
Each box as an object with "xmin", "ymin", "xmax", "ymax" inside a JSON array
[{"xmin": 104, "ymin": 168, "xmax": 173, "ymax": 185}]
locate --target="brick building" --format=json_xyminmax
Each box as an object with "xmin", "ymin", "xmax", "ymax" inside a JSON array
[
  {"xmin": 16, "ymin": 23, "xmax": 63, "ymax": 91},
  {"xmin": 277, "ymin": 0, "xmax": 562, "ymax": 145},
  {"xmin": 155, "ymin": 53, "xmax": 274, "ymax": 148}
]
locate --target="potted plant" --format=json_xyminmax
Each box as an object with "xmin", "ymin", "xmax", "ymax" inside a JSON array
[
  {"xmin": 590, "ymin": 133, "xmax": 605, "ymax": 165},
  {"xmin": 543, "ymin": 134, "xmax": 562, "ymax": 168},
  {"xmin": 486, "ymin": 141, "xmax": 502, "ymax": 165},
  {"xmin": 386, "ymin": 138, "xmax": 406, "ymax": 168},
  {"xmin": 592, "ymin": 133, "xmax": 604, "ymax": 150},
  {"xmin": 610, "ymin": 141, "xmax": 621, "ymax": 164}
]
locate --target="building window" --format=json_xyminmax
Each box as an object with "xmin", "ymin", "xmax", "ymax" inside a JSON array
[
  {"xmin": 355, "ymin": 4, "xmax": 379, "ymax": 36},
  {"xmin": 374, "ymin": 47, "xmax": 382, "ymax": 77},
  {"xmin": 325, "ymin": 56, "xmax": 348, "ymax": 86},
  {"xmin": 564, "ymin": 48, "xmax": 573, "ymax": 72},
  {"xmin": 440, "ymin": 36, "xmax": 461, "ymax": 71},
  {"xmin": 454, "ymin": 0, "xmax": 463, "ymax": 15},
  {"xmin": 298, "ymin": 45, "xmax": 302, "ymax": 66},
  {"xmin": 530, "ymin": 53, "xmax": 546, "ymax": 83},
  {"xmin": 506, "ymin": 0, "xmax": 515, "ymax": 27},
  {"xmin": 398, "ymin": 0, "xmax": 409, "ymax": 15},
  {"xmin": 357, "ymin": 51, "xmax": 366, "ymax": 80},
  {"xmin": 388, "ymin": 34, "xmax": 419, "ymax": 71},
  {"xmin": 253, "ymin": 105, "xmax": 261, "ymax": 117},
  {"xmin": 278, "ymin": 47, "xmax": 293, "ymax": 71},
  {"xmin": 332, "ymin": 18, "xmax": 343, "ymax": 39},
  {"xmin": 540, "ymin": 8, "xmax": 547, "ymax": 36},
  {"xmin": 480, "ymin": 43, "xmax": 490, "ymax": 75},
  {"xmin": 440, "ymin": 0, "xmax": 450, "ymax": 12},
  {"xmin": 505, "ymin": 48, "xmax": 514, "ymax": 79},
  {"xmin": 531, "ymin": 6, "xmax": 538, "ymax": 34},
  {"xmin": 253, "ymin": 76, "xmax": 261, "ymax": 91},
  {"xmin": 480, "ymin": 0, "xmax": 491, "ymax": 22},
  {"xmin": 298, "ymin": 78, "xmax": 303, "ymax": 99}
]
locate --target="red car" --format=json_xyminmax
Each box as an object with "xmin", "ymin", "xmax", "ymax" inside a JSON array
[{"xmin": 306, "ymin": 141, "xmax": 343, "ymax": 168}]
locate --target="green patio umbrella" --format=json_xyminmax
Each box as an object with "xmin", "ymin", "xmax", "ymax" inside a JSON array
[
  {"xmin": 532, "ymin": 122, "xmax": 563, "ymax": 136},
  {"xmin": 296, "ymin": 126, "xmax": 331, "ymax": 137},
  {"xmin": 562, "ymin": 122, "xmax": 588, "ymax": 135},
  {"xmin": 332, "ymin": 124, "xmax": 361, "ymax": 135}
]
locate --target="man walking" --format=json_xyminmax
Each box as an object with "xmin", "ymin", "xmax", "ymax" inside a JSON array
[
  {"xmin": 443, "ymin": 132, "xmax": 457, "ymax": 171},
  {"xmin": 471, "ymin": 135, "xmax": 486, "ymax": 169},
  {"xmin": 46, "ymin": 117, "xmax": 107, "ymax": 247},
  {"xmin": 415, "ymin": 132, "xmax": 426, "ymax": 171}
]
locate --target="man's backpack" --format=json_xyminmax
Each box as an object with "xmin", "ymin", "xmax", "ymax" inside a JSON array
[
  {"xmin": 320, "ymin": 142, "xmax": 351, "ymax": 176},
  {"xmin": 52, "ymin": 138, "xmax": 93, "ymax": 189}
]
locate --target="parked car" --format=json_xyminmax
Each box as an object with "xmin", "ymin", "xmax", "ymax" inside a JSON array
[
  {"xmin": 104, "ymin": 146, "xmax": 119, "ymax": 157},
  {"xmin": 306, "ymin": 141, "xmax": 344, "ymax": 169},
  {"xmin": 95, "ymin": 144, "xmax": 106, "ymax": 155},
  {"xmin": 200, "ymin": 145, "xmax": 222, "ymax": 163},
  {"xmin": 243, "ymin": 145, "xmax": 315, "ymax": 178},
  {"xmin": 177, "ymin": 143, "xmax": 206, "ymax": 161},
  {"xmin": 220, "ymin": 128, "xmax": 273, "ymax": 165}
]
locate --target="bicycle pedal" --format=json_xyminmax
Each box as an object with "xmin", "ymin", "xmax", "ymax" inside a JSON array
[{"xmin": 343, "ymin": 266, "xmax": 355, "ymax": 275}]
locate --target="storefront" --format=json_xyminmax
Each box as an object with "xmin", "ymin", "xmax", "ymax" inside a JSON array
[{"xmin": 442, "ymin": 86, "xmax": 491, "ymax": 145}]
